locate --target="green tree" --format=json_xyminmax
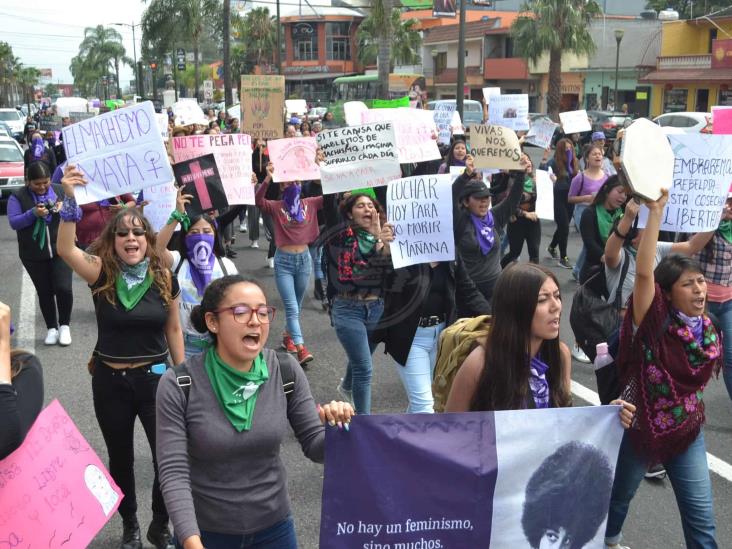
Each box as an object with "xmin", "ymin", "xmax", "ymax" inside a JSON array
[
  {"xmin": 17, "ymin": 66, "xmax": 39, "ymax": 115},
  {"xmin": 357, "ymin": 9, "xmax": 421, "ymax": 69},
  {"xmin": 370, "ymin": 0, "xmax": 393, "ymax": 98},
  {"xmin": 645, "ymin": 0, "xmax": 732, "ymax": 19},
  {"xmin": 44, "ymin": 83, "xmax": 59, "ymax": 98},
  {"xmin": 232, "ymin": 7, "xmax": 278, "ymax": 68},
  {"xmin": 70, "ymin": 26, "xmax": 130, "ymax": 99},
  {"xmin": 223, "ymin": 0, "xmax": 232, "ymax": 107},
  {"xmin": 0, "ymin": 42, "xmax": 20, "ymax": 107},
  {"xmin": 512, "ymin": 0, "xmax": 601, "ymax": 120}
]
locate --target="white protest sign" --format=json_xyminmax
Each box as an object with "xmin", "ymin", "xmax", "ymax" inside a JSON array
[
  {"xmin": 450, "ymin": 110, "xmax": 463, "ymax": 134},
  {"xmin": 559, "ymin": 109, "xmax": 591, "ymax": 134},
  {"xmin": 316, "ymin": 122, "xmax": 402, "ymax": 194},
  {"xmin": 468, "ymin": 124, "xmax": 523, "ymax": 170},
  {"xmin": 482, "ymin": 87, "xmax": 501, "ymax": 104},
  {"xmin": 62, "ymin": 101, "xmax": 174, "ymax": 205},
  {"xmin": 432, "ymin": 102, "xmax": 457, "ymax": 144},
  {"xmin": 156, "ymin": 113, "xmax": 169, "ymax": 141},
  {"xmin": 488, "ymin": 94, "xmax": 529, "ymax": 131},
  {"xmin": 361, "ymin": 108, "xmax": 441, "ymax": 163},
  {"xmin": 172, "ymin": 99, "xmax": 207, "ymax": 126},
  {"xmin": 621, "ymin": 117, "xmax": 674, "ymax": 202},
  {"xmin": 172, "ymin": 133, "xmax": 254, "ymax": 205},
  {"xmin": 535, "ymin": 169, "xmax": 554, "ymax": 220},
  {"xmin": 345, "ymin": 101, "xmax": 368, "ymax": 126},
  {"xmin": 285, "ymin": 99, "xmax": 308, "ymax": 115},
  {"xmin": 525, "ymin": 118, "xmax": 558, "ymax": 150},
  {"xmin": 143, "ymin": 181, "xmax": 178, "ymax": 232},
  {"xmin": 387, "ymin": 175, "xmax": 454, "ymax": 268}
]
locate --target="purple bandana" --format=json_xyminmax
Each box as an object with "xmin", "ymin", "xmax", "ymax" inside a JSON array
[
  {"xmin": 185, "ymin": 233, "xmax": 216, "ymax": 296},
  {"xmin": 676, "ymin": 309, "xmax": 704, "ymax": 345},
  {"xmin": 31, "ymin": 137, "xmax": 45, "ymax": 160},
  {"xmin": 452, "ymin": 157, "xmax": 466, "ymax": 167},
  {"xmin": 282, "ymin": 184, "xmax": 305, "ymax": 223},
  {"xmin": 470, "ymin": 211, "xmax": 495, "ymax": 255},
  {"xmin": 31, "ymin": 185, "xmax": 57, "ymax": 224},
  {"xmin": 529, "ymin": 356, "xmax": 550, "ymax": 409}
]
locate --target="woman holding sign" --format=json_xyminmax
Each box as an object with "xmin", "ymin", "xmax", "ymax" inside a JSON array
[{"xmin": 56, "ymin": 165, "xmax": 184, "ymax": 549}]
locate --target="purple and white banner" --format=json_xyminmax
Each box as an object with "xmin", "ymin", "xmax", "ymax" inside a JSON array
[{"xmin": 321, "ymin": 406, "xmax": 623, "ymax": 548}]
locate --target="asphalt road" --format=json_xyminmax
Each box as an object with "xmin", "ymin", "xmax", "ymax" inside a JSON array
[{"xmin": 2, "ymin": 217, "xmax": 731, "ymax": 549}]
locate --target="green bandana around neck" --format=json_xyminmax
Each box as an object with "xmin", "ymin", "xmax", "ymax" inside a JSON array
[
  {"xmin": 356, "ymin": 228, "xmax": 378, "ymax": 255},
  {"xmin": 523, "ymin": 177, "xmax": 535, "ymax": 193},
  {"xmin": 718, "ymin": 220, "xmax": 732, "ymax": 244},
  {"xmin": 115, "ymin": 271, "xmax": 153, "ymax": 311},
  {"xmin": 596, "ymin": 205, "xmax": 623, "ymax": 243},
  {"xmin": 204, "ymin": 347, "xmax": 269, "ymax": 432},
  {"xmin": 32, "ymin": 216, "xmax": 47, "ymax": 250}
]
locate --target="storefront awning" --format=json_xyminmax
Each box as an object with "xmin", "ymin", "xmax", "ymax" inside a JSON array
[{"xmin": 641, "ymin": 68, "xmax": 732, "ymax": 82}]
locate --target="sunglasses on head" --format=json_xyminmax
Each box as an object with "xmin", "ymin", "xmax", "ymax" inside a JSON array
[{"xmin": 115, "ymin": 228, "xmax": 146, "ymax": 238}]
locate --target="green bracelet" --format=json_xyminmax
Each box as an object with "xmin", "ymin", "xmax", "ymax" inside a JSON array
[{"xmin": 168, "ymin": 210, "xmax": 191, "ymax": 231}]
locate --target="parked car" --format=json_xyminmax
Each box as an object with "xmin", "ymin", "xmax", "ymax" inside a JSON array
[
  {"xmin": 586, "ymin": 111, "xmax": 634, "ymax": 141},
  {"xmin": 653, "ymin": 112, "xmax": 712, "ymax": 134},
  {"xmin": 427, "ymin": 99, "xmax": 484, "ymax": 126},
  {"xmin": 0, "ymin": 137, "xmax": 25, "ymax": 203},
  {"xmin": 0, "ymin": 121, "xmax": 12, "ymax": 138},
  {"xmin": 0, "ymin": 108, "xmax": 25, "ymax": 141}
]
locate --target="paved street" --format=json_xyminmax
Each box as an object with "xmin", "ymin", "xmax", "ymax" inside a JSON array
[{"xmin": 2, "ymin": 217, "xmax": 731, "ymax": 549}]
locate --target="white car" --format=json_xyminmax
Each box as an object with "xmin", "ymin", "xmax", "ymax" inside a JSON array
[
  {"xmin": 0, "ymin": 108, "xmax": 25, "ymax": 141},
  {"xmin": 653, "ymin": 112, "xmax": 711, "ymax": 134}
]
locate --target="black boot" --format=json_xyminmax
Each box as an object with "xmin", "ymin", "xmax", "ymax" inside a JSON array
[
  {"xmin": 314, "ymin": 278, "xmax": 324, "ymax": 301},
  {"xmin": 146, "ymin": 516, "xmax": 175, "ymax": 549},
  {"xmin": 120, "ymin": 516, "xmax": 142, "ymax": 549}
]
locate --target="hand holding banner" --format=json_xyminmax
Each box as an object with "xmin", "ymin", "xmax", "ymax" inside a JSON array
[
  {"xmin": 267, "ymin": 137, "xmax": 320, "ymax": 182},
  {"xmin": 469, "ymin": 124, "xmax": 523, "ymax": 170}
]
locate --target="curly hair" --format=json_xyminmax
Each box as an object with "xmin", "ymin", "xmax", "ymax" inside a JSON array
[
  {"xmin": 87, "ymin": 208, "xmax": 173, "ymax": 308},
  {"xmin": 522, "ymin": 441, "xmax": 614, "ymax": 549}
]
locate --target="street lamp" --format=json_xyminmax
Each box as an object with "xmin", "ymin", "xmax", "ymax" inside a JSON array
[
  {"xmin": 613, "ymin": 29, "xmax": 624, "ymax": 112},
  {"xmin": 113, "ymin": 22, "xmax": 141, "ymax": 96}
]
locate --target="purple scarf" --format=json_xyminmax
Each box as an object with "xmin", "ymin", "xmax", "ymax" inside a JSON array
[
  {"xmin": 451, "ymin": 157, "xmax": 466, "ymax": 167},
  {"xmin": 31, "ymin": 185, "xmax": 56, "ymax": 224},
  {"xmin": 676, "ymin": 309, "xmax": 704, "ymax": 345},
  {"xmin": 470, "ymin": 211, "xmax": 495, "ymax": 255},
  {"xmin": 282, "ymin": 184, "xmax": 305, "ymax": 223},
  {"xmin": 31, "ymin": 137, "xmax": 45, "ymax": 160},
  {"xmin": 565, "ymin": 148, "xmax": 575, "ymax": 178},
  {"xmin": 185, "ymin": 234, "xmax": 216, "ymax": 297},
  {"xmin": 529, "ymin": 355, "xmax": 550, "ymax": 409}
]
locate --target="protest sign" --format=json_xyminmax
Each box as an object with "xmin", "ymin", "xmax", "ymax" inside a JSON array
[
  {"xmin": 0, "ymin": 400, "xmax": 122, "ymax": 547},
  {"xmin": 38, "ymin": 115, "xmax": 62, "ymax": 132},
  {"xmin": 372, "ymin": 96, "xmax": 410, "ymax": 109},
  {"xmin": 69, "ymin": 111, "xmax": 94, "ymax": 124},
  {"xmin": 156, "ymin": 113, "xmax": 169, "ymax": 141},
  {"xmin": 621, "ymin": 117, "xmax": 674, "ymax": 201},
  {"xmin": 488, "ymin": 94, "xmax": 529, "ymax": 131},
  {"xmin": 171, "ymin": 99, "xmax": 207, "ymax": 126},
  {"xmin": 712, "ymin": 106, "xmax": 732, "ymax": 134},
  {"xmin": 469, "ymin": 124, "xmax": 523, "ymax": 170},
  {"xmin": 142, "ymin": 181, "xmax": 178, "ymax": 232},
  {"xmin": 317, "ymin": 122, "xmax": 401, "ymax": 194},
  {"xmin": 285, "ymin": 99, "xmax": 307, "ymax": 115},
  {"xmin": 361, "ymin": 108, "xmax": 441, "ymax": 164},
  {"xmin": 535, "ymin": 169, "xmax": 554, "ymax": 220},
  {"xmin": 241, "ymin": 75, "xmax": 285, "ymax": 139},
  {"xmin": 525, "ymin": 117, "xmax": 558, "ymax": 150},
  {"xmin": 173, "ymin": 133, "xmax": 254, "ymax": 204},
  {"xmin": 482, "ymin": 87, "xmax": 500, "ymax": 104},
  {"xmin": 267, "ymin": 137, "xmax": 320, "ymax": 182},
  {"xmin": 321, "ymin": 406, "xmax": 623, "ymax": 548},
  {"xmin": 344, "ymin": 101, "xmax": 368, "ymax": 126},
  {"xmin": 173, "ymin": 153, "xmax": 228, "ymax": 216},
  {"xmin": 386, "ymin": 175, "xmax": 454, "ymax": 268},
  {"xmin": 559, "ymin": 109, "xmax": 591, "ymax": 134},
  {"xmin": 432, "ymin": 102, "xmax": 457, "ymax": 144},
  {"xmin": 62, "ymin": 101, "xmax": 174, "ymax": 205}
]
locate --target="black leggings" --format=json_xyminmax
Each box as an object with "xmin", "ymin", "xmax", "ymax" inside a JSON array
[
  {"xmin": 501, "ymin": 217, "xmax": 541, "ymax": 267},
  {"xmin": 549, "ymin": 188, "xmax": 572, "ymax": 258},
  {"xmin": 21, "ymin": 256, "xmax": 73, "ymax": 329},
  {"xmin": 262, "ymin": 213, "xmax": 276, "ymax": 259}
]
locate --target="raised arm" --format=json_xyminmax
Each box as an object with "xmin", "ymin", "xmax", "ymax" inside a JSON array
[
  {"xmin": 255, "ymin": 163, "xmax": 276, "ymax": 214},
  {"xmin": 605, "ymin": 199, "xmax": 639, "ymax": 269},
  {"xmin": 491, "ymin": 167, "xmax": 528, "ymax": 228},
  {"xmin": 671, "ymin": 229, "xmax": 715, "ymax": 256}
]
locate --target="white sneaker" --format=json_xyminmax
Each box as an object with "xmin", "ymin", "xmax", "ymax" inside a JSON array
[
  {"xmin": 572, "ymin": 343, "xmax": 591, "ymax": 363},
  {"xmin": 267, "ymin": 258, "xmax": 274, "ymax": 269},
  {"xmin": 58, "ymin": 325, "xmax": 72, "ymax": 346},
  {"xmin": 44, "ymin": 328, "xmax": 59, "ymax": 345},
  {"xmin": 250, "ymin": 241, "xmax": 259, "ymax": 248},
  {"xmin": 238, "ymin": 223, "xmax": 247, "ymax": 233}
]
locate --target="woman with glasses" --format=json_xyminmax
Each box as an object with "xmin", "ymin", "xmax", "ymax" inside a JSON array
[
  {"xmin": 156, "ymin": 275, "xmax": 353, "ymax": 549},
  {"xmin": 57, "ymin": 165, "xmax": 184, "ymax": 549}
]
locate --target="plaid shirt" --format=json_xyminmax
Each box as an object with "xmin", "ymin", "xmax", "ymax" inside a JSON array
[{"xmin": 695, "ymin": 232, "xmax": 732, "ymax": 286}]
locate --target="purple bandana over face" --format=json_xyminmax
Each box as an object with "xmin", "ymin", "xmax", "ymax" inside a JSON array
[
  {"xmin": 282, "ymin": 184, "xmax": 305, "ymax": 223},
  {"xmin": 676, "ymin": 309, "xmax": 704, "ymax": 345},
  {"xmin": 470, "ymin": 211, "xmax": 495, "ymax": 255},
  {"xmin": 31, "ymin": 137, "xmax": 45, "ymax": 160},
  {"xmin": 529, "ymin": 355, "xmax": 550, "ymax": 409},
  {"xmin": 185, "ymin": 233, "xmax": 216, "ymax": 296}
]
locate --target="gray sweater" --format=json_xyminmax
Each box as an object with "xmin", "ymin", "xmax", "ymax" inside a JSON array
[{"xmin": 155, "ymin": 349, "xmax": 325, "ymax": 543}]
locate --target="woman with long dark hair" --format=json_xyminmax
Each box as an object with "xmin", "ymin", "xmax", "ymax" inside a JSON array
[{"xmin": 437, "ymin": 139, "xmax": 468, "ymax": 174}]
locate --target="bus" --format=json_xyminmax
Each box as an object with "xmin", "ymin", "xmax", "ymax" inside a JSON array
[{"xmin": 327, "ymin": 73, "xmax": 426, "ymax": 124}]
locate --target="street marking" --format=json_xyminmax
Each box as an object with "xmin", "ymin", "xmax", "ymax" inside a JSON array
[
  {"xmin": 571, "ymin": 380, "xmax": 732, "ymax": 483},
  {"xmin": 17, "ymin": 269, "xmax": 36, "ymax": 355}
]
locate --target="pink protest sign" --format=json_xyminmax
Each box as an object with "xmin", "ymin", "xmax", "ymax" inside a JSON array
[
  {"xmin": 267, "ymin": 137, "xmax": 320, "ymax": 182},
  {"xmin": 0, "ymin": 400, "xmax": 122, "ymax": 547},
  {"xmin": 173, "ymin": 133, "xmax": 254, "ymax": 205},
  {"xmin": 712, "ymin": 107, "xmax": 732, "ymax": 134}
]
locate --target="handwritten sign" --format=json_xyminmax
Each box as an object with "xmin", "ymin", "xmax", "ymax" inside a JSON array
[
  {"xmin": 469, "ymin": 124, "xmax": 522, "ymax": 170},
  {"xmin": 432, "ymin": 102, "xmax": 457, "ymax": 144},
  {"xmin": 173, "ymin": 133, "xmax": 254, "ymax": 205},
  {"xmin": 482, "ymin": 87, "xmax": 501, "ymax": 104},
  {"xmin": 0, "ymin": 400, "xmax": 122, "ymax": 548},
  {"xmin": 535, "ymin": 169, "xmax": 554, "ymax": 220},
  {"xmin": 173, "ymin": 153, "xmax": 228, "ymax": 216},
  {"xmin": 488, "ymin": 94, "xmax": 529, "ymax": 131},
  {"xmin": 525, "ymin": 117, "xmax": 558, "ymax": 150},
  {"xmin": 361, "ymin": 108, "xmax": 441, "ymax": 164},
  {"xmin": 62, "ymin": 101, "xmax": 174, "ymax": 205},
  {"xmin": 712, "ymin": 106, "xmax": 732, "ymax": 134},
  {"xmin": 344, "ymin": 101, "xmax": 368, "ymax": 126},
  {"xmin": 142, "ymin": 180, "xmax": 177, "ymax": 232},
  {"xmin": 559, "ymin": 109, "xmax": 591, "ymax": 134},
  {"xmin": 241, "ymin": 75, "xmax": 285, "ymax": 140},
  {"xmin": 317, "ymin": 122, "xmax": 401, "ymax": 194},
  {"xmin": 267, "ymin": 137, "xmax": 320, "ymax": 182}
]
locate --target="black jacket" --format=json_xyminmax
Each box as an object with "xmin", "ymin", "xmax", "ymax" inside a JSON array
[{"xmin": 12, "ymin": 184, "xmax": 63, "ymax": 262}]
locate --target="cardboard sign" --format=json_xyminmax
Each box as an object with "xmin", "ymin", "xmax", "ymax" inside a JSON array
[
  {"xmin": 469, "ymin": 124, "xmax": 523, "ymax": 170},
  {"xmin": 173, "ymin": 153, "xmax": 228, "ymax": 216},
  {"xmin": 316, "ymin": 122, "xmax": 401, "ymax": 194},
  {"xmin": 241, "ymin": 75, "xmax": 285, "ymax": 140},
  {"xmin": 387, "ymin": 175, "xmax": 455, "ymax": 268},
  {"xmin": 559, "ymin": 109, "xmax": 591, "ymax": 134},
  {"xmin": 525, "ymin": 118, "xmax": 558, "ymax": 150},
  {"xmin": 172, "ymin": 133, "xmax": 254, "ymax": 205},
  {"xmin": 372, "ymin": 96, "xmax": 410, "ymax": 109},
  {"xmin": 432, "ymin": 102, "xmax": 457, "ymax": 144},
  {"xmin": 621, "ymin": 117, "xmax": 674, "ymax": 201},
  {"xmin": 535, "ymin": 169, "xmax": 554, "ymax": 220},
  {"xmin": 142, "ymin": 180, "xmax": 178, "ymax": 232},
  {"xmin": 482, "ymin": 87, "xmax": 501, "ymax": 104},
  {"xmin": 712, "ymin": 106, "xmax": 732, "ymax": 135},
  {"xmin": 344, "ymin": 101, "xmax": 368, "ymax": 127},
  {"xmin": 488, "ymin": 94, "xmax": 529, "ymax": 131},
  {"xmin": 62, "ymin": 101, "xmax": 174, "ymax": 205},
  {"xmin": 0, "ymin": 400, "xmax": 122, "ymax": 547},
  {"xmin": 361, "ymin": 108, "xmax": 441, "ymax": 164},
  {"xmin": 267, "ymin": 137, "xmax": 320, "ymax": 182}
]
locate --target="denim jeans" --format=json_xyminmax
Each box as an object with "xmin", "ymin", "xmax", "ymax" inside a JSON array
[
  {"xmin": 183, "ymin": 332, "xmax": 211, "ymax": 360},
  {"xmin": 605, "ymin": 431, "xmax": 716, "ymax": 548},
  {"xmin": 274, "ymin": 249, "xmax": 312, "ymax": 345},
  {"xmin": 395, "ymin": 323, "xmax": 445, "ymax": 413},
  {"xmin": 572, "ymin": 204, "xmax": 588, "ymax": 279},
  {"xmin": 309, "ymin": 242, "xmax": 324, "ymax": 280},
  {"xmin": 331, "ymin": 297, "xmax": 384, "ymax": 415},
  {"xmin": 175, "ymin": 516, "xmax": 297, "ymax": 549},
  {"xmin": 707, "ymin": 299, "xmax": 732, "ymax": 400}
]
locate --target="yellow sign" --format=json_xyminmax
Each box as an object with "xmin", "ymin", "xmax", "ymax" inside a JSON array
[{"xmin": 636, "ymin": 91, "xmax": 648, "ymax": 100}]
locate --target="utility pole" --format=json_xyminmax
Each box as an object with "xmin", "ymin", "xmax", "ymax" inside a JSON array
[{"xmin": 456, "ymin": 0, "xmax": 466, "ymax": 121}]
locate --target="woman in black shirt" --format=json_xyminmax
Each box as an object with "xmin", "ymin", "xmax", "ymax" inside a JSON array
[{"xmin": 57, "ymin": 165, "xmax": 184, "ymax": 549}]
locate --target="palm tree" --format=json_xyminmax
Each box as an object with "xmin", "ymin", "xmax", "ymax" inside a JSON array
[
  {"xmin": 233, "ymin": 7, "xmax": 277, "ymax": 68},
  {"xmin": 511, "ymin": 0, "xmax": 601, "ymax": 120},
  {"xmin": 70, "ymin": 26, "xmax": 130, "ymax": 98},
  {"xmin": 370, "ymin": 0, "xmax": 393, "ymax": 98},
  {"xmin": 0, "ymin": 42, "xmax": 20, "ymax": 107},
  {"xmin": 357, "ymin": 9, "xmax": 421, "ymax": 69},
  {"xmin": 16, "ymin": 66, "xmax": 39, "ymax": 115}
]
